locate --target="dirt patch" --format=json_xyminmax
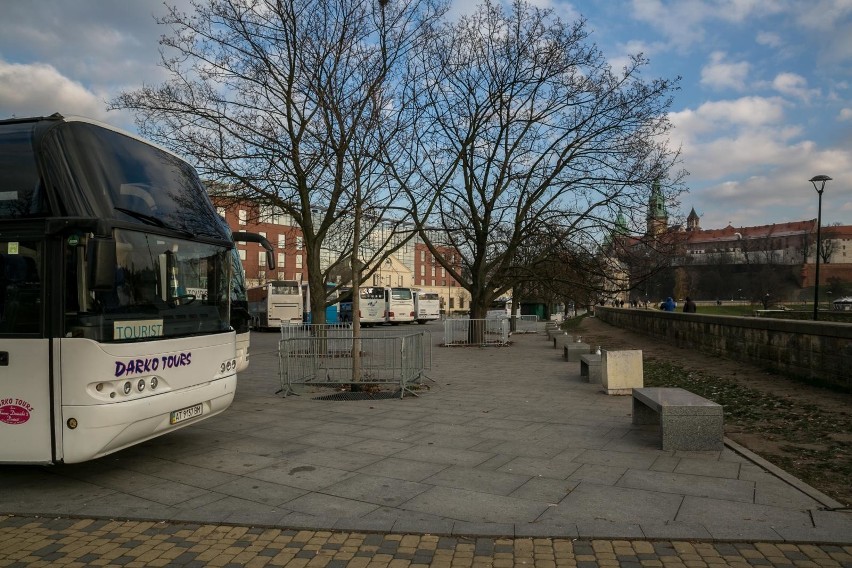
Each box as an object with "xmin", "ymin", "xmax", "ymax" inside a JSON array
[{"xmin": 574, "ymin": 315, "xmax": 852, "ymax": 507}]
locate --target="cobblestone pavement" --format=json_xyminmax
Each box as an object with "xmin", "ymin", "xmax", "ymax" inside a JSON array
[{"xmin": 2, "ymin": 515, "xmax": 851, "ymax": 567}]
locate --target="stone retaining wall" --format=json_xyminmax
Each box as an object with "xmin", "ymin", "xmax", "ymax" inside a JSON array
[{"xmin": 594, "ymin": 307, "xmax": 852, "ymax": 392}]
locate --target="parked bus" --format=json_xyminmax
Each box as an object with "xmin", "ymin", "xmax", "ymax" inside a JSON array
[
  {"xmin": 0, "ymin": 114, "xmax": 239, "ymax": 464},
  {"xmin": 339, "ymin": 286, "xmax": 386, "ymax": 326},
  {"xmin": 230, "ymin": 232, "xmax": 274, "ymax": 371},
  {"xmin": 248, "ymin": 280, "xmax": 302, "ymax": 330},
  {"xmin": 487, "ymin": 298, "xmax": 513, "ymax": 319},
  {"xmin": 385, "ymin": 287, "xmax": 415, "ymax": 324},
  {"xmin": 413, "ymin": 290, "xmax": 441, "ymax": 324},
  {"xmin": 301, "ymin": 282, "xmax": 340, "ymax": 324}
]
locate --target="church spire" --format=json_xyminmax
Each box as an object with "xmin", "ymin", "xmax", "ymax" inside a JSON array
[{"xmin": 647, "ymin": 179, "xmax": 668, "ymax": 236}]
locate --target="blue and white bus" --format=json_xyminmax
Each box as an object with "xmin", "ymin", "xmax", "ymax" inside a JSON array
[{"xmin": 0, "ymin": 114, "xmax": 239, "ymax": 464}]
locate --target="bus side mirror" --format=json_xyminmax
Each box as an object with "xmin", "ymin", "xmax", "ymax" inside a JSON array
[{"xmin": 88, "ymin": 237, "xmax": 116, "ymax": 291}]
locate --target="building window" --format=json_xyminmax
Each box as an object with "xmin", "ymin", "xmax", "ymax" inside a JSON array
[
  {"xmin": 295, "ymin": 272, "xmax": 302, "ymax": 282},
  {"xmin": 420, "ymin": 265, "xmax": 425, "ymax": 276},
  {"xmin": 296, "ymin": 236, "xmax": 303, "ymax": 250},
  {"xmin": 238, "ymin": 249, "xmax": 246, "ymax": 261},
  {"xmin": 373, "ymin": 274, "xmax": 381, "ymax": 286},
  {"xmin": 277, "ymin": 253, "xmax": 286, "ymax": 267},
  {"xmin": 431, "ymin": 266, "xmax": 436, "ymax": 277},
  {"xmin": 216, "ymin": 206, "xmax": 226, "ymax": 219},
  {"xmin": 295, "ymin": 254, "xmax": 303, "ymax": 269},
  {"xmin": 258, "ymin": 251, "xmax": 266, "ymax": 266},
  {"xmin": 238, "ymin": 210, "xmax": 247, "ymax": 225},
  {"xmin": 420, "ymin": 250, "xmax": 425, "ymax": 261},
  {"xmin": 398, "ymin": 275, "xmax": 403, "ymax": 286},
  {"xmin": 278, "ymin": 235, "xmax": 286, "ymax": 249},
  {"xmin": 460, "ymin": 298, "xmax": 465, "ymax": 309},
  {"xmin": 449, "ymin": 298, "xmax": 455, "ymax": 309}
]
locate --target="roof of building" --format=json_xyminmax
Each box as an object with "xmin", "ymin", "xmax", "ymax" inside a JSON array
[{"xmin": 684, "ymin": 219, "xmax": 817, "ymax": 244}]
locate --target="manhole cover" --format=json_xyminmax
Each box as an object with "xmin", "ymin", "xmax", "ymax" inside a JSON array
[{"xmin": 312, "ymin": 391, "xmax": 400, "ymax": 401}]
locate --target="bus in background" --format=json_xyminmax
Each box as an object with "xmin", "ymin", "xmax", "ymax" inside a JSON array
[
  {"xmin": 487, "ymin": 298, "xmax": 513, "ymax": 319},
  {"xmin": 338, "ymin": 287, "xmax": 353, "ymax": 323},
  {"xmin": 230, "ymin": 232, "xmax": 274, "ymax": 371},
  {"xmin": 413, "ymin": 290, "xmax": 441, "ymax": 324},
  {"xmin": 385, "ymin": 287, "xmax": 415, "ymax": 325},
  {"xmin": 248, "ymin": 280, "xmax": 302, "ymax": 330},
  {"xmin": 339, "ymin": 286, "xmax": 386, "ymax": 326},
  {"xmin": 1, "ymin": 114, "xmax": 239, "ymax": 464},
  {"xmin": 301, "ymin": 282, "xmax": 341, "ymax": 324}
]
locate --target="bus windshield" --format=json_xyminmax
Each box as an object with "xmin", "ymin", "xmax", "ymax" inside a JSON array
[
  {"xmin": 360, "ymin": 287, "xmax": 384, "ymax": 299},
  {"xmin": 391, "ymin": 288, "xmax": 412, "ymax": 300},
  {"xmin": 64, "ymin": 229, "xmax": 231, "ymax": 342},
  {"xmin": 420, "ymin": 293, "xmax": 440, "ymax": 301},
  {"xmin": 270, "ymin": 282, "xmax": 300, "ymax": 295}
]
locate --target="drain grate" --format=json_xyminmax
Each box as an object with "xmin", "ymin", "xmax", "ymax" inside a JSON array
[{"xmin": 312, "ymin": 391, "xmax": 400, "ymax": 401}]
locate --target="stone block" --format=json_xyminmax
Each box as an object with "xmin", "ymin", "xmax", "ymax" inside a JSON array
[
  {"xmin": 601, "ymin": 349, "xmax": 643, "ymax": 395},
  {"xmin": 563, "ymin": 342, "xmax": 590, "ymax": 362},
  {"xmin": 553, "ymin": 333, "xmax": 574, "ymax": 349},
  {"xmin": 631, "ymin": 387, "xmax": 724, "ymax": 451},
  {"xmin": 579, "ymin": 354, "xmax": 602, "ymax": 383}
]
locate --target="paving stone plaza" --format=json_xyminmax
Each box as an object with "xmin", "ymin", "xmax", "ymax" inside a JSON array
[{"xmin": 1, "ymin": 321, "xmax": 851, "ymax": 566}]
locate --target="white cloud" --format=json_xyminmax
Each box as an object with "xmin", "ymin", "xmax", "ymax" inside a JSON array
[
  {"xmin": 0, "ymin": 59, "xmax": 110, "ymax": 120},
  {"xmin": 755, "ymin": 31, "xmax": 783, "ymax": 48},
  {"xmin": 670, "ymin": 96, "xmax": 787, "ymax": 136},
  {"xmin": 630, "ymin": 0, "xmax": 784, "ymax": 50},
  {"xmin": 771, "ymin": 72, "xmax": 820, "ymax": 102},
  {"xmin": 700, "ymin": 51, "xmax": 750, "ymax": 91},
  {"xmin": 839, "ymin": 108, "xmax": 852, "ymax": 121}
]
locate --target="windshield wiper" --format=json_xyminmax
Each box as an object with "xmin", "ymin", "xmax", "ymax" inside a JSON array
[{"xmin": 114, "ymin": 207, "xmax": 195, "ymax": 238}]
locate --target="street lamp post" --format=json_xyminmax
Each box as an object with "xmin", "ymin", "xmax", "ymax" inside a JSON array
[{"xmin": 809, "ymin": 175, "xmax": 832, "ymax": 321}]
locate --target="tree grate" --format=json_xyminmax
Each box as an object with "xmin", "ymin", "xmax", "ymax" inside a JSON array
[{"xmin": 312, "ymin": 391, "xmax": 400, "ymax": 401}]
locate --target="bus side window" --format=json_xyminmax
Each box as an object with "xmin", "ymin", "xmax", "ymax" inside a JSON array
[{"xmin": 0, "ymin": 251, "xmax": 41, "ymax": 334}]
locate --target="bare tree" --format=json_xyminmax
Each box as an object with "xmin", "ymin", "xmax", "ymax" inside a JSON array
[
  {"xmin": 110, "ymin": 0, "xmax": 445, "ymax": 324},
  {"xmin": 394, "ymin": 0, "xmax": 683, "ymax": 321}
]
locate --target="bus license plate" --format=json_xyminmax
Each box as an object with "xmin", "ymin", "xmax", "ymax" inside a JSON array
[{"xmin": 170, "ymin": 403, "xmax": 203, "ymax": 425}]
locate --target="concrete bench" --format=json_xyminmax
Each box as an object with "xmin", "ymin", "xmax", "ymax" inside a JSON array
[
  {"xmin": 579, "ymin": 353, "xmax": 601, "ymax": 383},
  {"xmin": 563, "ymin": 342, "xmax": 590, "ymax": 362},
  {"xmin": 553, "ymin": 333, "xmax": 574, "ymax": 349},
  {"xmin": 601, "ymin": 349, "xmax": 643, "ymax": 395},
  {"xmin": 632, "ymin": 387, "xmax": 724, "ymax": 451}
]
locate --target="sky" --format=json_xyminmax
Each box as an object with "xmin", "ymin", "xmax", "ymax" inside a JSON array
[{"xmin": 1, "ymin": 0, "xmax": 850, "ymax": 231}]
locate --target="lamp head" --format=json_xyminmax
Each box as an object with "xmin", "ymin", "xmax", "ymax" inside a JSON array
[{"xmin": 809, "ymin": 174, "xmax": 832, "ymax": 194}]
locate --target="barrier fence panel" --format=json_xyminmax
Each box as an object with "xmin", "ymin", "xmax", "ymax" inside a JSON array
[
  {"xmin": 278, "ymin": 331, "xmax": 431, "ymax": 398},
  {"xmin": 443, "ymin": 318, "xmax": 510, "ymax": 346},
  {"xmin": 513, "ymin": 315, "xmax": 540, "ymax": 334}
]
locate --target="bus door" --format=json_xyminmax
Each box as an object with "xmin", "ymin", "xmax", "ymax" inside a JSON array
[{"xmin": 0, "ymin": 237, "xmax": 53, "ymax": 463}]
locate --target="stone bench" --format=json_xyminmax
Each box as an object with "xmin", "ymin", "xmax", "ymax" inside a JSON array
[
  {"xmin": 601, "ymin": 349, "xmax": 643, "ymax": 395},
  {"xmin": 632, "ymin": 387, "xmax": 724, "ymax": 451},
  {"xmin": 553, "ymin": 333, "xmax": 574, "ymax": 349},
  {"xmin": 579, "ymin": 353, "xmax": 601, "ymax": 383},
  {"xmin": 563, "ymin": 342, "xmax": 590, "ymax": 362}
]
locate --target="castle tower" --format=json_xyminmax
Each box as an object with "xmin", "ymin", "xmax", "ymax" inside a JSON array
[
  {"xmin": 647, "ymin": 179, "xmax": 668, "ymax": 237},
  {"xmin": 686, "ymin": 207, "xmax": 700, "ymax": 231}
]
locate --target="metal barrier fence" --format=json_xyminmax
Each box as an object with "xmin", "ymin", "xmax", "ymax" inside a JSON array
[
  {"xmin": 281, "ymin": 323, "xmax": 352, "ymax": 340},
  {"xmin": 443, "ymin": 318, "xmax": 510, "ymax": 346},
  {"xmin": 278, "ymin": 331, "xmax": 432, "ymax": 398},
  {"xmin": 512, "ymin": 315, "xmax": 540, "ymax": 333}
]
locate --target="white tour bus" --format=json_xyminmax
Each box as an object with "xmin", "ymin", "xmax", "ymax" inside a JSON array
[
  {"xmin": 413, "ymin": 290, "xmax": 441, "ymax": 324},
  {"xmin": 247, "ymin": 280, "xmax": 303, "ymax": 330},
  {"xmin": 385, "ymin": 287, "xmax": 416, "ymax": 324},
  {"xmin": 230, "ymin": 232, "xmax": 274, "ymax": 371},
  {"xmin": 0, "ymin": 113, "xmax": 240, "ymax": 464},
  {"xmin": 360, "ymin": 286, "xmax": 388, "ymax": 326}
]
